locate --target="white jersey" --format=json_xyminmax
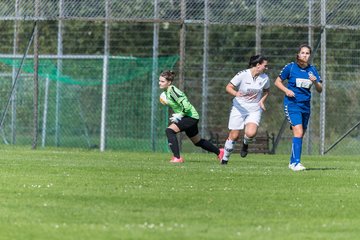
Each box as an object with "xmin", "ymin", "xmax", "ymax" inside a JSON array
[{"xmin": 230, "ymin": 69, "xmax": 270, "ymax": 112}]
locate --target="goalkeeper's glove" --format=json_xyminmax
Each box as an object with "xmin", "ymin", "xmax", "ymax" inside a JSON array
[{"xmin": 169, "ymin": 113, "xmax": 183, "ymax": 123}]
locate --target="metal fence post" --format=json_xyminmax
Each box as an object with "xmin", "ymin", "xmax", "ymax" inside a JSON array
[
  {"xmin": 151, "ymin": 0, "xmax": 159, "ymax": 151},
  {"xmin": 319, "ymin": 0, "xmax": 327, "ymax": 155},
  {"xmin": 100, "ymin": 0, "xmax": 110, "ymax": 151},
  {"xmin": 201, "ymin": 0, "xmax": 209, "ymax": 138}
]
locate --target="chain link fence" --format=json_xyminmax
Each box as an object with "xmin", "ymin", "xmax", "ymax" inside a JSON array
[{"xmin": 0, "ymin": 0, "xmax": 359, "ymax": 155}]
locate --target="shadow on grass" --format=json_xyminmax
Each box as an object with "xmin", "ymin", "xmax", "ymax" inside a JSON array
[{"xmin": 305, "ymin": 167, "xmax": 338, "ymax": 171}]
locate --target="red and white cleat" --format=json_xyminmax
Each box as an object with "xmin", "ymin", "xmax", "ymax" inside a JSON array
[
  {"xmin": 170, "ymin": 156, "xmax": 184, "ymax": 163},
  {"xmin": 217, "ymin": 148, "xmax": 225, "ymax": 161}
]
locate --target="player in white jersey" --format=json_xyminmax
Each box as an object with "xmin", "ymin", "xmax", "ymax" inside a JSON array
[{"xmin": 221, "ymin": 55, "xmax": 270, "ymax": 165}]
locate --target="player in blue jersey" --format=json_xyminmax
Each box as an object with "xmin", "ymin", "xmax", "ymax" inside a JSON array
[
  {"xmin": 274, "ymin": 44, "xmax": 322, "ymax": 171},
  {"xmin": 159, "ymin": 70, "xmax": 224, "ymax": 163}
]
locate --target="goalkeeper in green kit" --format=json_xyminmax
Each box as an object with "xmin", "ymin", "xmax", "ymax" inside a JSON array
[{"xmin": 159, "ymin": 70, "xmax": 224, "ymax": 163}]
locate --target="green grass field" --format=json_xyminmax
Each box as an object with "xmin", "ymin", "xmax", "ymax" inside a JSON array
[{"xmin": 1, "ymin": 145, "xmax": 359, "ymax": 240}]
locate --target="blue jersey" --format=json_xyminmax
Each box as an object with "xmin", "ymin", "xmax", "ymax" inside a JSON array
[{"xmin": 279, "ymin": 62, "xmax": 321, "ymax": 103}]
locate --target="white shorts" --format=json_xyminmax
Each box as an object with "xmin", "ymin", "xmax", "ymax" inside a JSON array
[{"xmin": 228, "ymin": 106, "xmax": 262, "ymax": 130}]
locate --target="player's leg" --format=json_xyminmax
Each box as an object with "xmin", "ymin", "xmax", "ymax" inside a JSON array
[
  {"xmin": 166, "ymin": 123, "xmax": 183, "ymax": 163},
  {"xmin": 221, "ymin": 130, "xmax": 241, "ymax": 164},
  {"xmin": 191, "ymin": 134, "xmax": 222, "ymax": 156},
  {"xmin": 290, "ymin": 111, "xmax": 310, "ymax": 170},
  {"xmin": 285, "ymin": 103, "xmax": 306, "ymax": 171},
  {"xmin": 241, "ymin": 123, "xmax": 258, "ymax": 158},
  {"xmin": 221, "ymin": 107, "xmax": 245, "ymax": 164},
  {"xmin": 241, "ymin": 111, "xmax": 261, "ymax": 157},
  {"xmin": 186, "ymin": 122, "xmax": 222, "ymax": 158},
  {"xmin": 291, "ymin": 124, "xmax": 304, "ymax": 162}
]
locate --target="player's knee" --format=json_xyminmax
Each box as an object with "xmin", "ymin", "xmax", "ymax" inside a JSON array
[
  {"xmin": 246, "ymin": 132, "xmax": 257, "ymax": 138},
  {"xmin": 245, "ymin": 129, "xmax": 257, "ymax": 139},
  {"xmin": 165, "ymin": 128, "xmax": 176, "ymax": 138},
  {"xmin": 229, "ymin": 130, "xmax": 240, "ymax": 141}
]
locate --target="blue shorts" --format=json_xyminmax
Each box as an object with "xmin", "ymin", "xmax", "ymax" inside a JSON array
[{"xmin": 284, "ymin": 101, "xmax": 311, "ymax": 129}]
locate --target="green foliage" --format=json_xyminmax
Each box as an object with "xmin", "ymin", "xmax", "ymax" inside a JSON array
[{"xmin": 0, "ymin": 146, "xmax": 360, "ymax": 239}]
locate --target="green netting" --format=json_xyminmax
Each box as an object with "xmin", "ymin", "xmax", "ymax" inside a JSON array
[
  {"xmin": 0, "ymin": 55, "xmax": 179, "ymax": 85},
  {"xmin": 0, "ymin": 56, "xmax": 178, "ymax": 151}
]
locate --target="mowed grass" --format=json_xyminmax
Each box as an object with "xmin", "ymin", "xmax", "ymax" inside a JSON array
[{"xmin": 0, "ymin": 146, "xmax": 359, "ymax": 240}]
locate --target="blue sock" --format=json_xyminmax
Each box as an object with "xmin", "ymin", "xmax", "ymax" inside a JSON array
[{"xmin": 290, "ymin": 137, "xmax": 302, "ymax": 165}]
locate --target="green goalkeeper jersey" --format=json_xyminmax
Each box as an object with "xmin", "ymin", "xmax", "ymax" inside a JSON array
[{"xmin": 165, "ymin": 85, "xmax": 199, "ymax": 119}]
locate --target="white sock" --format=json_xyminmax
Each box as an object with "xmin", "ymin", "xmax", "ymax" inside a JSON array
[
  {"xmin": 223, "ymin": 139, "xmax": 235, "ymax": 161},
  {"xmin": 244, "ymin": 135, "xmax": 254, "ymax": 145}
]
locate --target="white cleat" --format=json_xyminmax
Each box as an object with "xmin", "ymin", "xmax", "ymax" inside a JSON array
[{"xmin": 288, "ymin": 163, "xmax": 306, "ymax": 171}]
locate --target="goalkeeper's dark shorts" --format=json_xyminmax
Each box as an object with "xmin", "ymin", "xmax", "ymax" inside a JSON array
[{"xmin": 175, "ymin": 116, "xmax": 199, "ymax": 138}]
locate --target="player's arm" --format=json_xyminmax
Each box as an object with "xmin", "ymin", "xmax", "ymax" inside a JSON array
[
  {"xmin": 168, "ymin": 89, "xmax": 187, "ymax": 123},
  {"xmin": 171, "ymin": 89, "xmax": 192, "ymax": 116},
  {"xmin": 310, "ymin": 67, "xmax": 323, "ymax": 93},
  {"xmin": 274, "ymin": 76, "xmax": 295, "ymax": 97},
  {"xmin": 313, "ymin": 81, "xmax": 322, "ymax": 93},
  {"xmin": 178, "ymin": 96, "xmax": 193, "ymax": 114},
  {"xmin": 167, "ymin": 86, "xmax": 185, "ymax": 116},
  {"xmin": 259, "ymin": 88, "xmax": 269, "ymax": 111},
  {"xmin": 226, "ymin": 83, "xmax": 243, "ymax": 97},
  {"xmin": 309, "ymin": 75, "xmax": 322, "ymax": 93}
]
